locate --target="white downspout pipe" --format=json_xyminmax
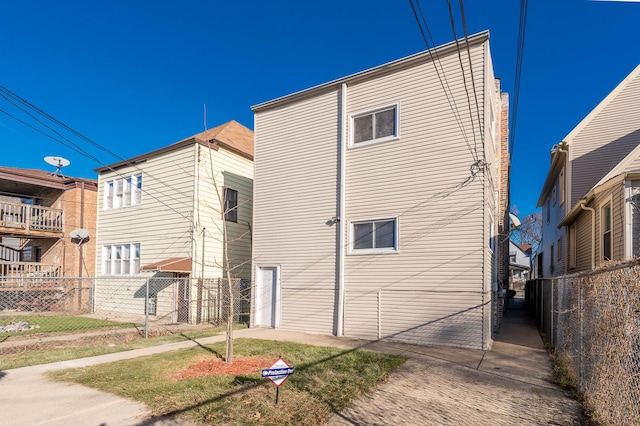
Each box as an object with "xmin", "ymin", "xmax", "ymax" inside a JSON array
[
  {"xmin": 579, "ymin": 201, "xmax": 596, "ymax": 270},
  {"xmin": 336, "ymin": 83, "xmax": 347, "ymax": 336}
]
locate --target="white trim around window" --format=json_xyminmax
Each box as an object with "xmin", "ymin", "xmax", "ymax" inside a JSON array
[
  {"xmin": 102, "ymin": 243, "xmax": 141, "ymax": 275},
  {"xmin": 103, "ymin": 173, "xmax": 142, "ymax": 210},
  {"xmin": 348, "ymin": 216, "xmax": 399, "ymax": 255},
  {"xmin": 349, "ymin": 102, "xmax": 400, "ymax": 148}
]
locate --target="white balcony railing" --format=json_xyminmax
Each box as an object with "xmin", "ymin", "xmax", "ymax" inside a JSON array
[{"xmin": 0, "ymin": 201, "xmax": 63, "ymax": 234}]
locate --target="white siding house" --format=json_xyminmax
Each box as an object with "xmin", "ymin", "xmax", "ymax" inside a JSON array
[
  {"xmin": 251, "ymin": 32, "xmax": 509, "ymax": 350},
  {"xmin": 94, "ymin": 120, "xmax": 253, "ymax": 322},
  {"xmin": 538, "ymin": 64, "xmax": 640, "ymax": 275}
]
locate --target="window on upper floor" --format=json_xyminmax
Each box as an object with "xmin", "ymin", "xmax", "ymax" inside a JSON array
[
  {"xmin": 569, "ymin": 223, "xmax": 577, "ymax": 268},
  {"xmin": 350, "ymin": 103, "xmax": 399, "ymax": 147},
  {"xmin": 102, "ymin": 243, "xmax": 140, "ymax": 275},
  {"xmin": 552, "ymin": 184, "xmax": 557, "ymax": 205},
  {"xmin": 602, "ymin": 202, "xmax": 612, "ymax": 261},
  {"xmin": 349, "ymin": 217, "xmax": 399, "ymax": 254},
  {"xmin": 224, "ymin": 188, "xmax": 238, "ymax": 222},
  {"xmin": 557, "ymin": 237, "xmax": 562, "ymax": 260},
  {"xmin": 559, "ymin": 168, "xmax": 565, "ymax": 205},
  {"xmin": 104, "ymin": 173, "xmax": 142, "ymax": 210},
  {"xmin": 550, "ymin": 243, "xmax": 555, "ymax": 273}
]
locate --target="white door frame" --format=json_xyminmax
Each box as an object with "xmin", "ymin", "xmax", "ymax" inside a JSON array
[{"xmin": 254, "ymin": 264, "xmax": 281, "ymax": 328}]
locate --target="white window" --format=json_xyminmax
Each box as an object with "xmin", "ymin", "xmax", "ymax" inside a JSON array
[
  {"xmin": 103, "ymin": 173, "xmax": 143, "ymax": 210},
  {"xmin": 349, "ymin": 217, "xmax": 399, "ymax": 254},
  {"xmin": 114, "ymin": 179, "xmax": 123, "ymax": 209},
  {"xmin": 104, "ymin": 181, "xmax": 114, "ymax": 209},
  {"xmin": 103, "ymin": 243, "xmax": 140, "ymax": 275},
  {"xmin": 350, "ymin": 103, "xmax": 399, "ymax": 147}
]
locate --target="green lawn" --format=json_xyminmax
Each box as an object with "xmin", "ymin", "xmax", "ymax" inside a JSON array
[
  {"xmin": 0, "ymin": 315, "xmax": 133, "ymax": 335},
  {"xmin": 49, "ymin": 338, "xmax": 406, "ymax": 425}
]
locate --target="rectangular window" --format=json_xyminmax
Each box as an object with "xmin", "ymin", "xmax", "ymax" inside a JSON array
[
  {"xmin": 114, "ymin": 179, "xmax": 123, "ymax": 209},
  {"xmin": 550, "ymin": 244, "xmax": 555, "ymax": 273},
  {"xmin": 602, "ymin": 202, "xmax": 612, "ymax": 261},
  {"xmin": 224, "ymin": 188, "xmax": 238, "ymax": 222},
  {"xmin": 350, "ymin": 103, "xmax": 398, "ymax": 147},
  {"xmin": 123, "ymin": 177, "xmax": 132, "ymax": 207},
  {"xmin": 104, "ymin": 181, "xmax": 114, "ymax": 209},
  {"xmin": 559, "ymin": 168, "xmax": 565, "ymax": 205},
  {"xmin": 552, "ymin": 184, "xmax": 557, "ymax": 205},
  {"xmin": 349, "ymin": 217, "xmax": 399, "ymax": 254},
  {"xmin": 570, "ymin": 224, "xmax": 576, "ymax": 268},
  {"xmin": 102, "ymin": 243, "xmax": 140, "ymax": 275},
  {"xmin": 134, "ymin": 174, "xmax": 142, "ymax": 205},
  {"xmin": 557, "ymin": 237, "xmax": 562, "ymax": 260},
  {"xmin": 103, "ymin": 173, "xmax": 143, "ymax": 210}
]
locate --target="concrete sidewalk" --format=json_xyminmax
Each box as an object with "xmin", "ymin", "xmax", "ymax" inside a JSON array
[{"xmin": 0, "ymin": 298, "xmax": 584, "ymax": 425}]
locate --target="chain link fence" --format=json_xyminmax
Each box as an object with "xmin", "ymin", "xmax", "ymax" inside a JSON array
[
  {"xmin": 527, "ymin": 260, "xmax": 640, "ymax": 425},
  {"xmin": 0, "ymin": 275, "xmax": 251, "ymax": 354}
]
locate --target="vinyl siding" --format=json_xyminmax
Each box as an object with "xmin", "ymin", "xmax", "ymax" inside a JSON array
[
  {"xmin": 592, "ymin": 185, "xmax": 625, "ymax": 266},
  {"xmin": 96, "ymin": 144, "xmax": 196, "ymax": 273},
  {"xmin": 574, "ymin": 209, "xmax": 594, "ymax": 272},
  {"xmin": 253, "ymin": 35, "xmax": 500, "ymax": 349},
  {"xmin": 570, "ymin": 72, "xmax": 640, "ymax": 206},
  {"xmin": 253, "ymin": 90, "xmax": 340, "ymax": 334},
  {"xmin": 193, "ymin": 146, "xmax": 253, "ymax": 281},
  {"xmin": 342, "ymin": 41, "xmax": 490, "ymax": 349},
  {"xmin": 631, "ymin": 181, "xmax": 640, "ymax": 257}
]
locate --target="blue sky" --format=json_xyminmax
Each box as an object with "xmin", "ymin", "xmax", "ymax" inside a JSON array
[{"xmin": 1, "ymin": 0, "xmax": 639, "ymax": 217}]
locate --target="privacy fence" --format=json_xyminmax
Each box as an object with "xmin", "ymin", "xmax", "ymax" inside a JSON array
[
  {"xmin": 527, "ymin": 261, "xmax": 640, "ymax": 425},
  {"xmin": 0, "ymin": 276, "xmax": 250, "ymax": 353}
]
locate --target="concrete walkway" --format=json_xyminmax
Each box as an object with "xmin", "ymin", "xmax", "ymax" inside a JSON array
[{"xmin": 0, "ymin": 298, "xmax": 584, "ymax": 425}]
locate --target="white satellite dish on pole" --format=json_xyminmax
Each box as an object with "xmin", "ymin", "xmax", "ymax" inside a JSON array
[
  {"xmin": 70, "ymin": 228, "xmax": 90, "ymax": 245},
  {"xmin": 44, "ymin": 156, "xmax": 70, "ymax": 176}
]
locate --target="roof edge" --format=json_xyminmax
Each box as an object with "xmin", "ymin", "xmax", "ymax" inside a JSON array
[{"xmin": 251, "ymin": 30, "xmax": 490, "ymax": 112}]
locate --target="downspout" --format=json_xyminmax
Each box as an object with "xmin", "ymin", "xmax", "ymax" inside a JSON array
[
  {"xmin": 579, "ymin": 201, "xmax": 596, "ymax": 270},
  {"xmin": 336, "ymin": 83, "xmax": 347, "ymax": 336}
]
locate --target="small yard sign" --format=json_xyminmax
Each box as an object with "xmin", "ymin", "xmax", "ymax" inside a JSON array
[{"xmin": 261, "ymin": 357, "xmax": 294, "ymax": 404}]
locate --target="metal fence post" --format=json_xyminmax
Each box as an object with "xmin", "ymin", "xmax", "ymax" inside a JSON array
[{"xmin": 145, "ymin": 277, "xmax": 149, "ymax": 339}]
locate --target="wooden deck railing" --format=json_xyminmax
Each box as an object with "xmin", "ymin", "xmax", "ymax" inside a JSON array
[
  {"xmin": 0, "ymin": 261, "xmax": 60, "ymax": 279},
  {"xmin": 0, "ymin": 201, "xmax": 63, "ymax": 234}
]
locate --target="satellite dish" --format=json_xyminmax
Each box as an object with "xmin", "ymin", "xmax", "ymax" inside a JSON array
[
  {"xmin": 44, "ymin": 156, "xmax": 70, "ymax": 176},
  {"xmin": 509, "ymin": 213, "xmax": 522, "ymax": 228},
  {"xmin": 70, "ymin": 228, "xmax": 90, "ymax": 244}
]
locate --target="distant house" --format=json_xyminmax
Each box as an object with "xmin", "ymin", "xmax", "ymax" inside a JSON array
[
  {"xmin": 509, "ymin": 241, "xmax": 531, "ymax": 287},
  {"xmin": 93, "ymin": 120, "xmax": 253, "ymax": 322},
  {"xmin": 251, "ymin": 31, "xmax": 510, "ymax": 350},
  {"xmin": 537, "ymin": 65, "xmax": 640, "ymax": 275},
  {"xmin": 0, "ymin": 166, "xmax": 97, "ymax": 279}
]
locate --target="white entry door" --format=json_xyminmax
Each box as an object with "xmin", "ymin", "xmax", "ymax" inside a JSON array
[{"xmin": 255, "ymin": 266, "xmax": 279, "ymax": 327}]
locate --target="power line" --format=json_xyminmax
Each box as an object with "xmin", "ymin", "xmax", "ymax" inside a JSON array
[
  {"xmin": 445, "ymin": 0, "xmax": 482, "ymax": 159},
  {"xmin": 509, "ymin": 0, "xmax": 529, "ymax": 155},
  {"xmin": 408, "ymin": 0, "xmax": 478, "ymax": 163}
]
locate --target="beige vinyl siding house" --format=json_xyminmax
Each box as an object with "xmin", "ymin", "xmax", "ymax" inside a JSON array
[
  {"xmin": 541, "ymin": 64, "xmax": 640, "ymax": 275},
  {"xmin": 94, "ymin": 120, "xmax": 253, "ymax": 322},
  {"xmin": 252, "ymin": 31, "xmax": 509, "ymax": 350}
]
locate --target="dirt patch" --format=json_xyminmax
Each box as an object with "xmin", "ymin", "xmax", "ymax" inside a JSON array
[{"xmin": 174, "ymin": 356, "xmax": 273, "ymax": 379}]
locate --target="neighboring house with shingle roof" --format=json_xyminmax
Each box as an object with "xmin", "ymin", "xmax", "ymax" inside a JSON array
[
  {"xmin": 537, "ymin": 64, "xmax": 640, "ymax": 276},
  {"xmin": 0, "ymin": 166, "xmax": 97, "ymax": 280},
  {"xmin": 93, "ymin": 120, "xmax": 254, "ymax": 322}
]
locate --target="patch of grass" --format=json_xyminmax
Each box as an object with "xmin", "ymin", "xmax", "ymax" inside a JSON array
[
  {"xmin": 0, "ymin": 325, "xmax": 236, "ymax": 370},
  {"xmin": 0, "ymin": 315, "xmax": 132, "ymax": 335},
  {"xmin": 49, "ymin": 338, "xmax": 406, "ymax": 425}
]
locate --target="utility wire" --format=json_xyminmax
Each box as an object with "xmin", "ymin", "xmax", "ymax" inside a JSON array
[
  {"xmin": 445, "ymin": 0, "xmax": 482, "ymax": 159},
  {"xmin": 408, "ymin": 0, "xmax": 478, "ymax": 163},
  {"xmin": 509, "ymin": 0, "xmax": 529, "ymax": 155},
  {"xmin": 458, "ymin": 0, "xmax": 485, "ymax": 152}
]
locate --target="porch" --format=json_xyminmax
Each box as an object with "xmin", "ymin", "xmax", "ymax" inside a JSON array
[{"xmin": 0, "ymin": 201, "xmax": 63, "ymax": 237}]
